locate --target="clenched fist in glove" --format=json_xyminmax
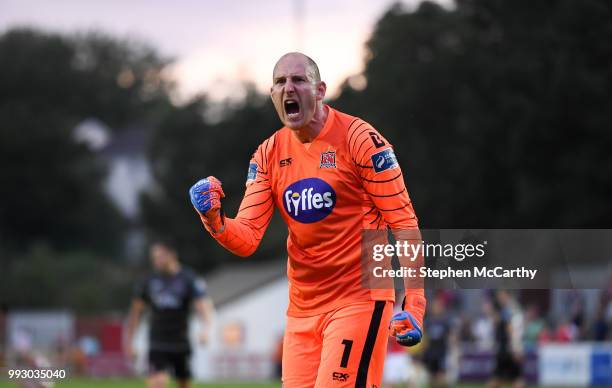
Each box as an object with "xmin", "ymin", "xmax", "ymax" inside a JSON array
[
  {"xmin": 389, "ymin": 293, "xmax": 426, "ymax": 347},
  {"xmin": 189, "ymin": 176, "xmax": 225, "ymax": 235}
]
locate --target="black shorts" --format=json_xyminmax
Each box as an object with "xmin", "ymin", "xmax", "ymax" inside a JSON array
[
  {"xmin": 148, "ymin": 350, "xmax": 191, "ymax": 380},
  {"xmin": 493, "ymin": 353, "xmax": 522, "ymax": 381},
  {"xmin": 424, "ymin": 354, "xmax": 446, "ymax": 375}
]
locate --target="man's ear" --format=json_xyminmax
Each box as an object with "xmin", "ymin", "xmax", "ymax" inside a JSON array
[{"xmin": 316, "ymin": 81, "xmax": 327, "ymax": 101}]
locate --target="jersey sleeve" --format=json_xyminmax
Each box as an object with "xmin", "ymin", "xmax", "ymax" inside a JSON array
[
  {"xmin": 189, "ymin": 274, "xmax": 207, "ymax": 300},
  {"xmin": 348, "ymin": 122, "xmax": 425, "ymax": 323},
  {"xmin": 205, "ymin": 135, "xmax": 276, "ymax": 257},
  {"xmin": 348, "ymin": 122, "xmax": 418, "ymax": 230}
]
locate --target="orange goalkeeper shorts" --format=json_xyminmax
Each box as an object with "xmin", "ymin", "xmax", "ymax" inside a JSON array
[{"xmin": 282, "ymin": 300, "xmax": 393, "ymax": 388}]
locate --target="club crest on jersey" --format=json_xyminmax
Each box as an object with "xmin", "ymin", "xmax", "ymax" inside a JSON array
[
  {"xmin": 246, "ymin": 163, "xmax": 258, "ymax": 185},
  {"xmin": 371, "ymin": 148, "xmax": 399, "ymax": 173},
  {"xmin": 283, "ymin": 178, "xmax": 336, "ymax": 223},
  {"xmin": 320, "ymin": 151, "xmax": 336, "ymax": 169}
]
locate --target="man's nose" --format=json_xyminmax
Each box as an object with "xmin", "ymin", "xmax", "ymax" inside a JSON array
[{"xmin": 284, "ymin": 79, "xmax": 296, "ymax": 93}]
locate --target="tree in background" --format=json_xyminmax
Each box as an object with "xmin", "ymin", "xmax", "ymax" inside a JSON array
[
  {"xmin": 335, "ymin": 0, "xmax": 612, "ymax": 227},
  {"xmin": 0, "ymin": 28, "xmax": 175, "ymax": 311},
  {"xmin": 0, "ymin": 28, "xmax": 173, "ymax": 256},
  {"xmin": 0, "ymin": 245, "xmax": 135, "ymax": 312}
]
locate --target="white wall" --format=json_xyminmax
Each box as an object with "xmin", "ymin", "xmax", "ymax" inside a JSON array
[
  {"xmin": 191, "ymin": 276, "xmax": 287, "ymax": 380},
  {"xmin": 210, "ymin": 276, "xmax": 288, "ymax": 350},
  {"xmin": 6, "ymin": 311, "xmax": 74, "ymax": 352}
]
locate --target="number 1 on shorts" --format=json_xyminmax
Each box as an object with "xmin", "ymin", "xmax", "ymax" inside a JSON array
[{"xmin": 340, "ymin": 339, "xmax": 353, "ymax": 368}]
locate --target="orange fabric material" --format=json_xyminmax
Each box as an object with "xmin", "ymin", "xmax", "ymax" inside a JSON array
[
  {"xmin": 207, "ymin": 106, "xmax": 423, "ymax": 317},
  {"xmin": 404, "ymin": 290, "xmax": 426, "ymax": 329},
  {"xmin": 282, "ymin": 301, "xmax": 393, "ymax": 388}
]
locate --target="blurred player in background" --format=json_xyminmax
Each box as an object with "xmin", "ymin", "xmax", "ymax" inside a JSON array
[
  {"xmin": 189, "ymin": 52, "xmax": 425, "ymax": 387},
  {"xmin": 488, "ymin": 290, "xmax": 524, "ymax": 388},
  {"xmin": 422, "ymin": 297, "xmax": 456, "ymax": 388},
  {"xmin": 124, "ymin": 239, "xmax": 214, "ymax": 388}
]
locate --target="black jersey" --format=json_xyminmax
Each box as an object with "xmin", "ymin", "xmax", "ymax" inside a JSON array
[
  {"xmin": 135, "ymin": 267, "xmax": 206, "ymax": 352},
  {"xmin": 424, "ymin": 315, "xmax": 450, "ymax": 360}
]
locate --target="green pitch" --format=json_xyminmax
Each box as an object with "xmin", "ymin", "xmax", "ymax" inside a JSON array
[
  {"xmin": 0, "ymin": 381, "xmax": 281, "ymax": 388},
  {"xmin": 0, "ymin": 380, "xmax": 539, "ymax": 388},
  {"xmin": 55, "ymin": 381, "xmax": 280, "ymax": 388}
]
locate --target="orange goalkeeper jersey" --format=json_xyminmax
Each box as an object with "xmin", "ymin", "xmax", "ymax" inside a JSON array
[{"xmin": 209, "ymin": 106, "xmax": 421, "ymax": 317}]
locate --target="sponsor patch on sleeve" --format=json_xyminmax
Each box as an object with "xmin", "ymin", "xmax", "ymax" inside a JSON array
[
  {"xmin": 246, "ymin": 162, "xmax": 258, "ymax": 185},
  {"xmin": 371, "ymin": 148, "xmax": 399, "ymax": 173}
]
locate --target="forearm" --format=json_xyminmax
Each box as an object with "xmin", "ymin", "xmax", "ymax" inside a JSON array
[
  {"xmin": 195, "ymin": 298, "xmax": 214, "ymax": 325},
  {"xmin": 199, "ymin": 173, "xmax": 274, "ymax": 256},
  {"xmin": 404, "ymin": 288, "xmax": 426, "ymax": 318},
  {"xmin": 200, "ymin": 209, "xmax": 270, "ymax": 257},
  {"xmin": 376, "ymin": 207, "xmax": 425, "ymax": 318},
  {"xmin": 392, "ymin": 227, "xmax": 426, "ymax": 319},
  {"xmin": 125, "ymin": 311, "xmax": 140, "ymax": 346},
  {"xmin": 192, "ymin": 136, "xmax": 277, "ymax": 258},
  {"xmin": 125, "ymin": 298, "xmax": 146, "ymax": 347}
]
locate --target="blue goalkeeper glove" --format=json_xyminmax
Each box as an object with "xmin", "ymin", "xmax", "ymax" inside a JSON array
[
  {"xmin": 389, "ymin": 310, "xmax": 423, "ymax": 347},
  {"xmin": 189, "ymin": 176, "xmax": 225, "ymax": 234}
]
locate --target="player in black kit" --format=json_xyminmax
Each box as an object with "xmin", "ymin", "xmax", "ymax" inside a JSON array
[
  {"xmin": 423, "ymin": 297, "xmax": 455, "ymax": 388},
  {"xmin": 489, "ymin": 290, "xmax": 525, "ymax": 388},
  {"xmin": 125, "ymin": 239, "xmax": 214, "ymax": 388}
]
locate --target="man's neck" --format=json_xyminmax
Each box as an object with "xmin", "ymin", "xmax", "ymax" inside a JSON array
[
  {"xmin": 293, "ymin": 104, "xmax": 329, "ymax": 143},
  {"xmin": 167, "ymin": 261, "xmax": 181, "ymax": 275}
]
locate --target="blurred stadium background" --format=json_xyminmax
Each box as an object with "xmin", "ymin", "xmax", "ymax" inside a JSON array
[{"xmin": 1, "ymin": 0, "xmax": 611, "ymax": 387}]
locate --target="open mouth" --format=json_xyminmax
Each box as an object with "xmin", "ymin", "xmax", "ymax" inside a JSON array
[{"xmin": 284, "ymin": 99, "xmax": 300, "ymax": 118}]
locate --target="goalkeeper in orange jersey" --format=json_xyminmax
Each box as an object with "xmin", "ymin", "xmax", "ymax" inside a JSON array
[{"xmin": 189, "ymin": 52, "xmax": 425, "ymax": 387}]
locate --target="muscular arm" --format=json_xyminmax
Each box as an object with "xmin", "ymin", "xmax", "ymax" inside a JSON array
[
  {"xmin": 349, "ymin": 121, "xmax": 426, "ymax": 320},
  {"xmin": 199, "ymin": 137, "xmax": 276, "ymax": 257}
]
